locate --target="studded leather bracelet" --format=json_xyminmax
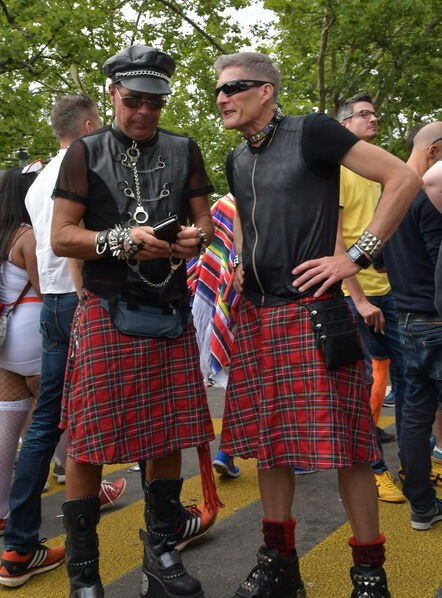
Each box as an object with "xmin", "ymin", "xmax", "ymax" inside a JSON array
[{"xmin": 356, "ymin": 229, "xmax": 385, "ymax": 259}]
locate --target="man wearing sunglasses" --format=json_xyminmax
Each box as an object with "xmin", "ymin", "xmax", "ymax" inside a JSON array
[
  {"xmin": 335, "ymin": 93, "xmax": 407, "ymax": 506},
  {"xmin": 214, "ymin": 51, "xmax": 421, "ymax": 598},
  {"xmin": 50, "ymin": 45, "xmax": 219, "ymax": 598}
]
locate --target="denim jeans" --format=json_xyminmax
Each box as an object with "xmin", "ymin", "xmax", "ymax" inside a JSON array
[
  {"xmin": 399, "ymin": 317, "xmax": 442, "ymax": 511},
  {"xmin": 5, "ymin": 293, "xmax": 78, "ymax": 552},
  {"xmin": 346, "ymin": 292, "xmax": 405, "ymax": 444}
]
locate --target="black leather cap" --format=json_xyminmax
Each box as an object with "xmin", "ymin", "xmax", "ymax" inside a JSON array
[{"xmin": 103, "ymin": 45, "xmax": 175, "ymax": 94}]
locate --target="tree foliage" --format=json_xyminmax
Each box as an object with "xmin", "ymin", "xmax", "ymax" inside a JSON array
[
  {"xmin": 0, "ymin": 0, "xmax": 440, "ymax": 188},
  {"xmin": 265, "ymin": 0, "xmax": 441, "ymax": 158}
]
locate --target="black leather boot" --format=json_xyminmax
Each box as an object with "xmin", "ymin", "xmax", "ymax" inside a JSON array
[
  {"xmin": 140, "ymin": 478, "xmax": 204, "ymax": 598},
  {"xmin": 350, "ymin": 564, "xmax": 391, "ymax": 597},
  {"xmin": 62, "ymin": 497, "xmax": 104, "ymax": 598},
  {"xmin": 234, "ymin": 545, "xmax": 306, "ymax": 598}
]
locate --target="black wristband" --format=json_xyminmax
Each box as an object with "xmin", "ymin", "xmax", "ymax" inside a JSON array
[
  {"xmin": 95, "ymin": 229, "xmax": 109, "ymax": 255},
  {"xmin": 233, "ymin": 253, "xmax": 243, "ymax": 269},
  {"xmin": 346, "ymin": 244, "xmax": 372, "ymax": 269}
]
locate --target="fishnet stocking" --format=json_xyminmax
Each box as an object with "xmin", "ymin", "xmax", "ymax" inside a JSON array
[
  {"xmin": 0, "ymin": 369, "xmax": 39, "ymax": 518},
  {"xmin": 0, "ymin": 398, "xmax": 32, "ymax": 518}
]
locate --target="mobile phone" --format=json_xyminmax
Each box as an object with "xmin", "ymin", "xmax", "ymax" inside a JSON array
[{"xmin": 153, "ymin": 214, "xmax": 180, "ymax": 243}]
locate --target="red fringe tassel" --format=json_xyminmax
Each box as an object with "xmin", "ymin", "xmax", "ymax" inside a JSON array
[{"xmin": 197, "ymin": 443, "xmax": 224, "ymax": 513}]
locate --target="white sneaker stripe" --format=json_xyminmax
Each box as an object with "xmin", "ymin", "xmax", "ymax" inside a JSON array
[{"xmin": 28, "ymin": 548, "xmax": 47, "ymax": 569}]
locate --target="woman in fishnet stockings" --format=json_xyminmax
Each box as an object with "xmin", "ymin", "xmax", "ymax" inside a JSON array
[{"xmin": 0, "ymin": 167, "xmax": 42, "ymax": 535}]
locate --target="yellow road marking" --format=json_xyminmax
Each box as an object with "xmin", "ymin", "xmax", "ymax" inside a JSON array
[{"xmin": 7, "ymin": 416, "xmax": 441, "ymax": 597}]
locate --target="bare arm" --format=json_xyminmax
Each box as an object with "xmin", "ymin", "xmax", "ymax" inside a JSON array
[
  {"xmin": 334, "ymin": 210, "xmax": 384, "ymax": 332},
  {"xmin": 171, "ymin": 194, "xmax": 214, "ymax": 260},
  {"xmin": 16, "ymin": 229, "xmax": 41, "ymax": 297},
  {"xmin": 293, "ymin": 141, "xmax": 422, "ymax": 296},
  {"xmin": 232, "ymin": 208, "xmax": 244, "ymax": 294},
  {"xmin": 423, "ymin": 161, "xmax": 442, "ymax": 213}
]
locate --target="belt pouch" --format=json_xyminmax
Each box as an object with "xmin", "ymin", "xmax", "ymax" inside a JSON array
[
  {"xmin": 100, "ymin": 297, "xmax": 189, "ymax": 339},
  {"xmin": 304, "ymin": 296, "xmax": 364, "ymax": 369}
]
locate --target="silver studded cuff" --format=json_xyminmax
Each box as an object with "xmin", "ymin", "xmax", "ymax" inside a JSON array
[
  {"xmin": 357, "ymin": 229, "xmax": 385, "ymax": 258},
  {"xmin": 107, "ymin": 225, "xmax": 145, "ymax": 261}
]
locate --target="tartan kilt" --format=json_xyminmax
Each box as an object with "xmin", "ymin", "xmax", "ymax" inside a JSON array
[
  {"xmin": 61, "ymin": 291, "xmax": 214, "ymax": 464},
  {"xmin": 221, "ymin": 295, "xmax": 381, "ymax": 470}
]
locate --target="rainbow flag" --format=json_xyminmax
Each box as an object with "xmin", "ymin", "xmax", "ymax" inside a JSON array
[{"xmin": 188, "ymin": 194, "xmax": 238, "ymax": 386}]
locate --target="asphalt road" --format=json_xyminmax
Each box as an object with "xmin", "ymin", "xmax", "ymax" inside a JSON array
[{"xmin": 1, "ymin": 385, "xmax": 441, "ymax": 598}]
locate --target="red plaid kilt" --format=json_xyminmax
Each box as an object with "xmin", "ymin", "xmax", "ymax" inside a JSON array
[
  {"xmin": 61, "ymin": 292, "xmax": 214, "ymax": 464},
  {"xmin": 221, "ymin": 295, "xmax": 381, "ymax": 470}
]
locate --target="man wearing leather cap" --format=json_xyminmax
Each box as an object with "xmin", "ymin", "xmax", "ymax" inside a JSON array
[{"xmin": 51, "ymin": 45, "xmax": 220, "ymax": 598}]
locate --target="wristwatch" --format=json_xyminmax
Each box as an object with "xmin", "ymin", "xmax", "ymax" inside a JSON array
[{"xmin": 346, "ymin": 244, "xmax": 372, "ymax": 269}]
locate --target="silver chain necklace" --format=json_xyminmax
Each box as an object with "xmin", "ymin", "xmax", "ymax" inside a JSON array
[
  {"xmin": 120, "ymin": 141, "xmax": 169, "ymax": 225},
  {"xmin": 119, "ymin": 139, "xmax": 182, "ymax": 288}
]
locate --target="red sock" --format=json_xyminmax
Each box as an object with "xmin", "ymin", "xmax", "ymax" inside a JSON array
[
  {"xmin": 348, "ymin": 534, "xmax": 386, "ymax": 567},
  {"xmin": 262, "ymin": 518, "xmax": 296, "ymax": 555}
]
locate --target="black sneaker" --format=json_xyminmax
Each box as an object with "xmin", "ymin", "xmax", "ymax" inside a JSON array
[
  {"xmin": 350, "ymin": 564, "xmax": 391, "ymax": 597},
  {"xmin": 411, "ymin": 498, "xmax": 442, "ymax": 530},
  {"xmin": 234, "ymin": 545, "xmax": 306, "ymax": 597},
  {"xmin": 376, "ymin": 427, "xmax": 396, "ymax": 444}
]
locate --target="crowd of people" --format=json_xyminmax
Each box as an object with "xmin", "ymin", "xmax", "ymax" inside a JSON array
[{"xmin": 0, "ymin": 45, "xmax": 440, "ymax": 598}]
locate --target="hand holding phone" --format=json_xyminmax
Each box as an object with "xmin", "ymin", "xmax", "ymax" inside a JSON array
[{"xmin": 153, "ymin": 215, "xmax": 180, "ymax": 244}]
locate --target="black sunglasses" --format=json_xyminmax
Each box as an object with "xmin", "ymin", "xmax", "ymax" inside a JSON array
[
  {"xmin": 115, "ymin": 86, "xmax": 167, "ymax": 110},
  {"xmin": 214, "ymin": 79, "xmax": 272, "ymax": 99}
]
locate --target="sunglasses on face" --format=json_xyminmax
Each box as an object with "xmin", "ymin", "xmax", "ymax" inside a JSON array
[
  {"xmin": 114, "ymin": 86, "xmax": 167, "ymax": 110},
  {"xmin": 214, "ymin": 79, "xmax": 272, "ymax": 99},
  {"xmin": 343, "ymin": 109, "xmax": 380, "ymax": 120}
]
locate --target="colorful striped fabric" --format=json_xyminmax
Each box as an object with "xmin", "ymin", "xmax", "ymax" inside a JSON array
[{"xmin": 187, "ymin": 194, "xmax": 238, "ymax": 386}]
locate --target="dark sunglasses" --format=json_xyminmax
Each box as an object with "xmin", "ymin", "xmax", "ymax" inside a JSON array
[
  {"xmin": 214, "ymin": 79, "xmax": 272, "ymax": 99},
  {"xmin": 115, "ymin": 86, "xmax": 166, "ymax": 110}
]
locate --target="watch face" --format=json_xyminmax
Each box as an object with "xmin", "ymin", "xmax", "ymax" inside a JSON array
[{"xmin": 347, "ymin": 245, "xmax": 361, "ymax": 262}]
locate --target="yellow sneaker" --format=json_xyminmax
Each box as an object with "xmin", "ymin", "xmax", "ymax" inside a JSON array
[
  {"xmin": 375, "ymin": 471, "xmax": 406, "ymax": 503},
  {"xmin": 431, "ymin": 459, "xmax": 442, "ymax": 488}
]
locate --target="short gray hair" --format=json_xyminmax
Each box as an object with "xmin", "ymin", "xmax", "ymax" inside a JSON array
[
  {"xmin": 50, "ymin": 94, "xmax": 98, "ymax": 140},
  {"xmin": 214, "ymin": 52, "xmax": 280, "ymax": 102},
  {"xmin": 336, "ymin": 93, "xmax": 373, "ymax": 121}
]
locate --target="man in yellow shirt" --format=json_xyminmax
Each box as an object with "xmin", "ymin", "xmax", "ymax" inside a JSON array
[{"xmin": 336, "ymin": 94, "xmax": 405, "ymax": 503}]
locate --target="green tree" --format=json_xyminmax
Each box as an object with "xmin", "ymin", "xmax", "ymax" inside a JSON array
[
  {"xmin": 0, "ymin": 0, "xmax": 248, "ymax": 192},
  {"xmin": 264, "ymin": 0, "xmax": 441, "ymax": 157}
]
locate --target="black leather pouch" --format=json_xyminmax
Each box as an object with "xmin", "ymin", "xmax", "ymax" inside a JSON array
[
  {"xmin": 100, "ymin": 297, "xmax": 190, "ymax": 339},
  {"xmin": 304, "ymin": 296, "xmax": 364, "ymax": 369}
]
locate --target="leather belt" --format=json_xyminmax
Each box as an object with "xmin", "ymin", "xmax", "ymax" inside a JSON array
[{"xmin": 399, "ymin": 312, "xmax": 440, "ymax": 323}]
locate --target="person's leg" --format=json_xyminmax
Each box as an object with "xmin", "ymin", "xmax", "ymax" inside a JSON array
[
  {"xmin": 0, "ymin": 371, "xmax": 33, "ymax": 524},
  {"xmin": 4, "ymin": 293, "xmax": 78, "ymax": 553},
  {"xmin": 338, "ymin": 463, "xmax": 379, "ymax": 541},
  {"xmin": 233, "ymin": 467, "xmax": 305, "ymax": 598},
  {"xmin": 141, "ymin": 450, "xmax": 204, "ymax": 597},
  {"xmin": 338, "ymin": 463, "xmax": 390, "ymax": 597},
  {"xmin": 63, "ymin": 458, "xmax": 104, "ymax": 597},
  {"xmin": 399, "ymin": 321, "xmax": 439, "ymax": 513},
  {"xmin": 370, "ymin": 358, "xmax": 389, "ymax": 424},
  {"xmin": 347, "ymin": 296, "xmax": 402, "ymax": 502},
  {"xmin": 258, "ymin": 466, "xmax": 294, "ymax": 522}
]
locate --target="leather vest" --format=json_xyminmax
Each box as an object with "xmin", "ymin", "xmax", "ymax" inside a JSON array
[
  {"xmin": 81, "ymin": 125, "xmax": 192, "ymax": 305},
  {"xmin": 232, "ymin": 115, "xmax": 340, "ymax": 306}
]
